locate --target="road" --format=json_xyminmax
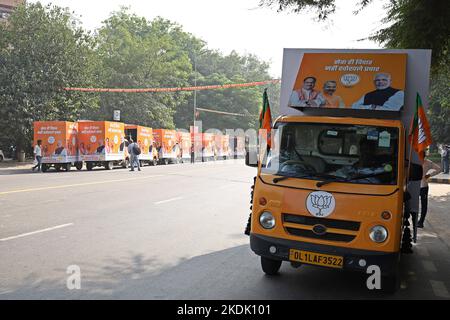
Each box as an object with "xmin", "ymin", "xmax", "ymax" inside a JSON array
[{"xmin": 0, "ymin": 160, "xmax": 449, "ymax": 299}]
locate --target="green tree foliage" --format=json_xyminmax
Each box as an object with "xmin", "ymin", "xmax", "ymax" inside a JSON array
[
  {"xmin": 260, "ymin": 0, "xmax": 450, "ymax": 143},
  {"xmin": 1, "ymin": 4, "xmax": 276, "ymax": 154},
  {"xmin": 92, "ymin": 10, "xmax": 193, "ymax": 129},
  {"xmin": 0, "ymin": 2, "xmax": 99, "ymax": 152},
  {"xmin": 174, "ymin": 50, "xmax": 278, "ymax": 131}
]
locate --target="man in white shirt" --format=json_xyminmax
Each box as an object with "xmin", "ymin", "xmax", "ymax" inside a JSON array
[
  {"xmin": 352, "ymin": 73, "xmax": 404, "ymax": 111},
  {"xmin": 289, "ymin": 76, "xmax": 323, "ymax": 108},
  {"xmin": 32, "ymin": 140, "xmax": 42, "ymax": 172}
]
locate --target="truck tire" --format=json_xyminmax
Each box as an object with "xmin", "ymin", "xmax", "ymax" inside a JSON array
[
  {"xmin": 261, "ymin": 257, "xmax": 282, "ymax": 275},
  {"xmin": 41, "ymin": 164, "xmax": 48, "ymax": 172},
  {"xmin": 65, "ymin": 163, "xmax": 71, "ymax": 171},
  {"xmin": 105, "ymin": 161, "xmax": 113, "ymax": 170},
  {"xmin": 164, "ymin": 159, "xmax": 169, "ymax": 165},
  {"xmin": 75, "ymin": 162, "xmax": 83, "ymax": 170},
  {"xmin": 86, "ymin": 162, "xmax": 93, "ymax": 171},
  {"xmin": 55, "ymin": 164, "xmax": 61, "ymax": 172},
  {"xmin": 151, "ymin": 158, "xmax": 158, "ymax": 166}
]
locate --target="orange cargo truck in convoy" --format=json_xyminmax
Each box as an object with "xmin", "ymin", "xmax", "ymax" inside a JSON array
[
  {"xmin": 177, "ymin": 131, "xmax": 192, "ymax": 163},
  {"xmin": 201, "ymin": 133, "xmax": 215, "ymax": 162},
  {"xmin": 77, "ymin": 121, "xmax": 127, "ymax": 170},
  {"xmin": 125, "ymin": 124, "xmax": 158, "ymax": 166},
  {"xmin": 153, "ymin": 129, "xmax": 180, "ymax": 165},
  {"xmin": 246, "ymin": 49, "xmax": 432, "ymax": 293},
  {"xmin": 33, "ymin": 121, "xmax": 82, "ymax": 172}
]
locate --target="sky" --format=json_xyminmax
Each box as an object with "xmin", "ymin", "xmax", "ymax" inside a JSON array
[{"xmin": 30, "ymin": 0, "xmax": 390, "ymax": 77}]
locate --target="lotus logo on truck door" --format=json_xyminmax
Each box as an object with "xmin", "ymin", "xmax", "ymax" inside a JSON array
[{"xmin": 306, "ymin": 191, "xmax": 335, "ymax": 218}]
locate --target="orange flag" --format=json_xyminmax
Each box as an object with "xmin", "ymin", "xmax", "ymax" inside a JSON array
[{"xmin": 409, "ymin": 93, "xmax": 432, "ymax": 161}]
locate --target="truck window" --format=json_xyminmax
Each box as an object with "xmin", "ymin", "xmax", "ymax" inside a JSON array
[{"xmin": 262, "ymin": 122, "xmax": 399, "ymax": 185}]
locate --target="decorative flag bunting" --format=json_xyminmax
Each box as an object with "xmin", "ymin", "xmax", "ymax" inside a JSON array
[{"xmin": 64, "ymin": 80, "xmax": 280, "ymax": 93}]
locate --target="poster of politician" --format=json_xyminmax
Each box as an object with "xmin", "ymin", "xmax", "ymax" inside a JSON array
[{"xmin": 288, "ymin": 53, "xmax": 407, "ymax": 111}]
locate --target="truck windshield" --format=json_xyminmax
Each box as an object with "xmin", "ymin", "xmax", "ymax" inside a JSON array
[{"xmin": 262, "ymin": 122, "xmax": 399, "ymax": 185}]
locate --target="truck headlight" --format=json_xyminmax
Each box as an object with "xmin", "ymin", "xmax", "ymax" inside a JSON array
[
  {"xmin": 369, "ymin": 225, "xmax": 388, "ymax": 243},
  {"xmin": 259, "ymin": 211, "xmax": 275, "ymax": 229}
]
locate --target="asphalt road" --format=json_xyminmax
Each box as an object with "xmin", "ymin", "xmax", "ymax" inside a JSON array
[{"xmin": 0, "ymin": 160, "xmax": 449, "ymax": 299}]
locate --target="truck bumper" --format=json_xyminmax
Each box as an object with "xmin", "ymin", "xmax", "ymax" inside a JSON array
[{"xmin": 250, "ymin": 233, "xmax": 399, "ymax": 275}]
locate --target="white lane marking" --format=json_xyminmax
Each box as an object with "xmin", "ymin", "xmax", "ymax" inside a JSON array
[
  {"xmin": 0, "ymin": 174, "xmax": 165, "ymax": 196},
  {"xmin": 430, "ymin": 280, "xmax": 450, "ymax": 298},
  {"xmin": 154, "ymin": 197, "xmax": 184, "ymax": 205},
  {"xmin": 422, "ymin": 260, "xmax": 437, "ymax": 273},
  {"xmin": 0, "ymin": 223, "xmax": 74, "ymax": 242}
]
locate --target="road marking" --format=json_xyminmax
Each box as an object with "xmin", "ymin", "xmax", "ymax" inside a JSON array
[
  {"xmin": 422, "ymin": 260, "xmax": 437, "ymax": 273},
  {"xmin": 0, "ymin": 223, "xmax": 74, "ymax": 242},
  {"xmin": 430, "ymin": 280, "xmax": 450, "ymax": 298},
  {"xmin": 0, "ymin": 175, "xmax": 165, "ymax": 196},
  {"xmin": 154, "ymin": 197, "xmax": 184, "ymax": 205}
]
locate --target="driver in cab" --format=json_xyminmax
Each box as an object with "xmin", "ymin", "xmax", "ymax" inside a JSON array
[{"xmin": 332, "ymin": 137, "xmax": 392, "ymax": 183}]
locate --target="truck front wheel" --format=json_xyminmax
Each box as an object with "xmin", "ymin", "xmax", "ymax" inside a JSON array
[{"xmin": 261, "ymin": 257, "xmax": 282, "ymax": 275}]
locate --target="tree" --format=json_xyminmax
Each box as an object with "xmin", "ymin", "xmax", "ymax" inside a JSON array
[
  {"xmin": 93, "ymin": 10, "xmax": 193, "ymax": 129},
  {"xmin": 0, "ymin": 3, "xmax": 99, "ymax": 154},
  {"xmin": 174, "ymin": 50, "xmax": 277, "ymax": 132}
]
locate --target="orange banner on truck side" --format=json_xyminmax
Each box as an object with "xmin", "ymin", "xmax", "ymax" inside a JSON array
[
  {"xmin": 289, "ymin": 53, "xmax": 407, "ymax": 111},
  {"xmin": 33, "ymin": 121, "xmax": 78, "ymax": 163},
  {"xmin": 77, "ymin": 121, "xmax": 125, "ymax": 162}
]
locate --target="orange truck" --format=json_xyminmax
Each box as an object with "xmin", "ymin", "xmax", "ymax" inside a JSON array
[
  {"xmin": 125, "ymin": 124, "xmax": 159, "ymax": 166},
  {"xmin": 246, "ymin": 49, "xmax": 432, "ymax": 293},
  {"xmin": 177, "ymin": 131, "xmax": 192, "ymax": 163},
  {"xmin": 233, "ymin": 136, "xmax": 245, "ymax": 159},
  {"xmin": 201, "ymin": 133, "xmax": 215, "ymax": 162},
  {"xmin": 153, "ymin": 129, "xmax": 180, "ymax": 165},
  {"xmin": 33, "ymin": 121, "xmax": 82, "ymax": 172},
  {"xmin": 77, "ymin": 121, "xmax": 127, "ymax": 170}
]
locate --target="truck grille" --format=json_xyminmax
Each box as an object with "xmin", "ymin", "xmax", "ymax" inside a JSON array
[{"xmin": 282, "ymin": 213, "xmax": 360, "ymax": 243}]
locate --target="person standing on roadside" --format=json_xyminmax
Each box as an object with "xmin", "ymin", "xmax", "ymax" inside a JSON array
[
  {"xmin": 32, "ymin": 140, "xmax": 42, "ymax": 172},
  {"xmin": 418, "ymin": 151, "xmax": 442, "ymax": 228},
  {"xmin": 440, "ymin": 144, "xmax": 449, "ymax": 174},
  {"xmin": 127, "ymin": 138, "xmax": 141, "ymax": 171}
]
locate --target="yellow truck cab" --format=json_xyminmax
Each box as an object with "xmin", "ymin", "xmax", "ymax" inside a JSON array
[{"xmin": 246, "ymin": 49, "xmax": 432, "ymax": 292}]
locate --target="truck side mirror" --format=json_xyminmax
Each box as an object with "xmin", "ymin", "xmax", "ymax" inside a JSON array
[{"xmin": 245, "ymin": 136, "xmax": 258, "ymax": 167}]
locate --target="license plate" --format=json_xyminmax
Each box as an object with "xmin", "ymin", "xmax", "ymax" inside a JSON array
[{"xmin": 289, "ymin": 249, "xmax": 343, "ymax": 269}]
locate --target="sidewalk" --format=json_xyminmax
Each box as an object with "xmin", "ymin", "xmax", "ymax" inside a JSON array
[
  {"xmin": 0, "ymin": 159, "xmax": 34, "ymax": 175},
  {"xmin": 430, "ymin": 173, "xmax": 450, "ymax": 185}
]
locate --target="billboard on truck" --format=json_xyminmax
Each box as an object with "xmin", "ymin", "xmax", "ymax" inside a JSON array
[
  {"xmin": 177, "ymin": 131, "xmax": 191, "ymax": 161},
  {"xmin": 125, "ymin": 125, "xmax": 154, "ymax": 161},
  {"xmin": 288, "ymin": 53, "xmax": 407, "ymax": 111},
  {"xmin": 33, "ymin": 121, "xmax": 78, "ymax": 163},
  {"xmin": 77, "ymin": 121, "xmax": 126, "ymax": 162},
  {"xmin": 153, "ymin": 129, "xmax": 179, "ymax": 160}
]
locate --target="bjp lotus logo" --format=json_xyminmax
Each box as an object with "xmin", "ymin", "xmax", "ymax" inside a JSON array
[{"xmin": 306, "ymin": 191, "xmax": 335, "ymax": 218}]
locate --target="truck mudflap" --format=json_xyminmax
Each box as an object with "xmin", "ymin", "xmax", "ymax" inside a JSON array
[{"xmin": 250, "ymin": 233, "xmax": 399, "ymax": 275}]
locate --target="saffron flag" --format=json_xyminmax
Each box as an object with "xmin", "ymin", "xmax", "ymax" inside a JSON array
[
  {"xmin": 409, "ymin": 93, "xmax": 432, "ymax": 161},
  {"xmin": 259, "ymin": 89, "xmax": 273, "ymax": 148}
]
